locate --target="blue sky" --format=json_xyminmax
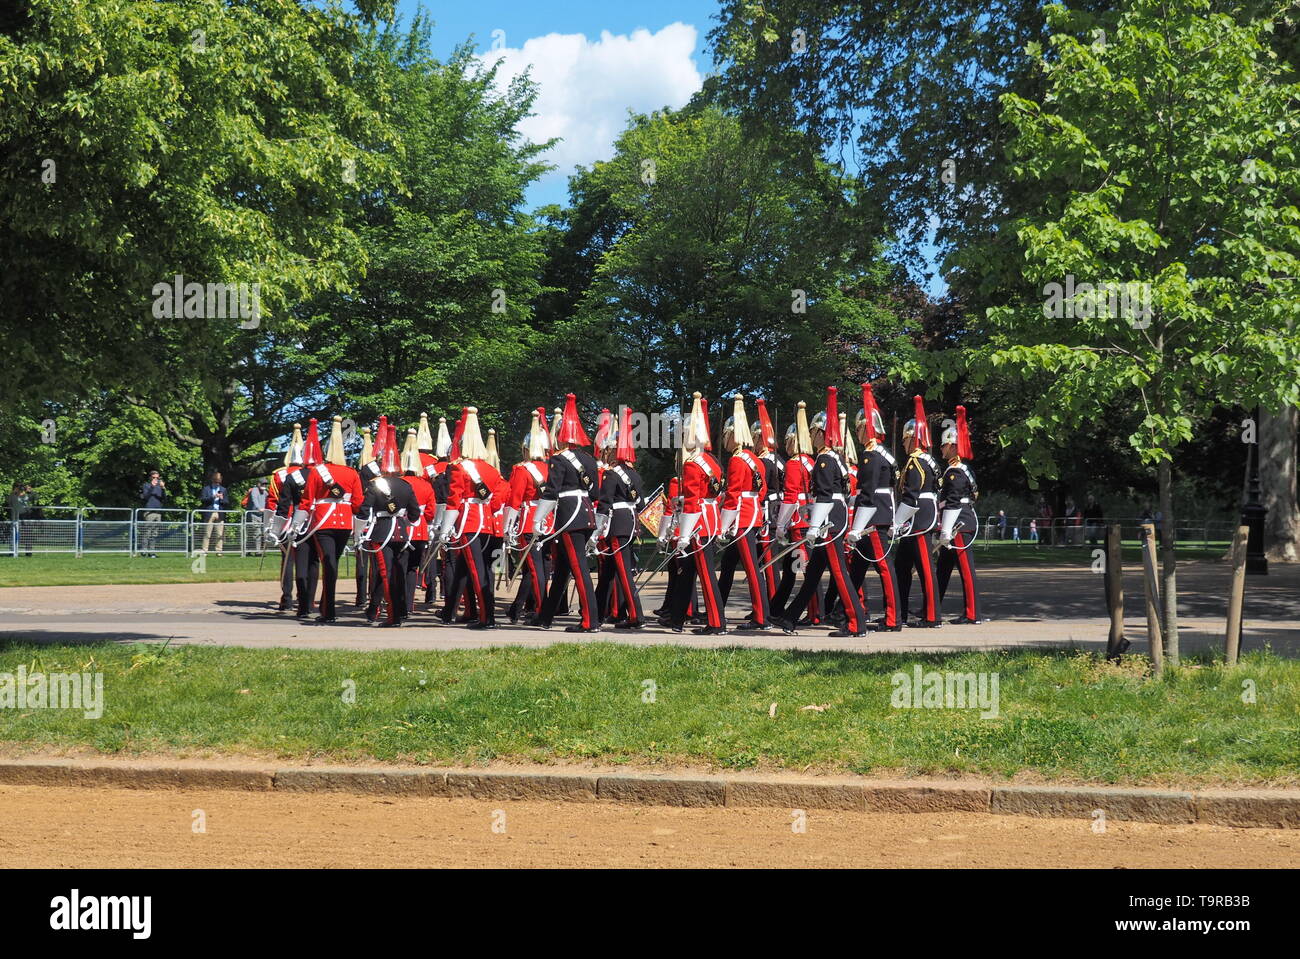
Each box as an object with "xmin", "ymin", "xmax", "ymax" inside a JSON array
[
  {"xmin": 395, "ymin": 0, "xmax": 720, "ymax": 209},
  {"xmin": 391, "ymin": 1, "xmax": 945, "ymax": 296}
]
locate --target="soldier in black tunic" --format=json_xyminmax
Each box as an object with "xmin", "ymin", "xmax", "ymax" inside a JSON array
[
  {"xmin": 593, "ymin": 406, "xmax": 646, "ymax": 629},
  {"xmin": 356, "ymin": 423, "xmax": 421, "ymax": 627},
  {"xmin": 893, "ymin": 395, "xmax": 942, "ymax": 628},
  {"xmin": 845, "ymin": 382, "xmax": 903, "ymax": 631}
]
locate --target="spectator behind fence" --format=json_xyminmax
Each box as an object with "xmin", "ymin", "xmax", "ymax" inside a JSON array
[
  {"xmin": 139, "ymin": 471, "xmax": 167, "ymax": 558},
  {"xmin": 200, "ymin": 471, "xmax": 228, "ymax": 554},
  {"xmin": 1037, "ymin": 499, "xmax": 1053, "ymax": 546},
  {"xmin": 1084, "ymin": 495, "xmax": 1104, "ymax": 545},
  {"xmin": 243, "ymin": 479, "xmax": 270, "ymax": 551},
  {"xmin": 8, "ymin": 482, "xmax": 33, "ymax": 557},
  {"xmin": 997, "ymin": 509, "xmax": 1007, "ymax": 540}
]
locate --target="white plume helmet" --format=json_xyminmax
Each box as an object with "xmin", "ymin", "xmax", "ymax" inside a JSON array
[
  {"xmin": 326, "ymin": 416, "xmax": 348, "ymax": 466},
  {"xmin": 485, "ymin": 429, "xmax": 501, "ymax": 470},
  {"xmin": 784, "ymin": 402, "xmax": 812, "ymax": 455},
  {"xmin": 417, "ymin": 412, "xmax": 434, "ymax": 453},
  {"xmin": 723, "ymin": 394, "xmax": 753, "ymax": 448},
  {"xmin": 682, "ymin": 391, "xmax": 710, "ymax": 452},
  {"xmin": 434, "ymin": 417, "xmax": 452, "ymax": 458},
  {"xmin": 284, "ymin": 422, "xmax": 304, "ymax": 466},
  {"xmin": 401, "ymin": 427, "xmax": 421, "ymax": 474},
  {"xmin": 460, "ymin": 407, "xmax": 489, "ymax": 460},
  {"xmin": 549, "ymin": 406, "xmax": 563, "ymax": 444},
  {"xmin": 840, "ymin": 412, "xmax": 857, "ymax": 462}
]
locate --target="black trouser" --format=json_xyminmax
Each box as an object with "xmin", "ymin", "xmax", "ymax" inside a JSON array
[
  {"xmin": 309, "ymin": 529, "xmax": 349, "ymax": 620},
  {"xmin": 538, "ymin": 530, "xmax": 596, "ymax": 628},
  {"xmin": 595, "ymin": 535, "xmax": 644, "ymax": 625},
  {"xmin": 404, "ymin": 540, "xmax": 428, "ymax": 614},
  {"xmin": 669, "ymin": 538, "xmax": 726, "ymax": 629},
  {"xmin": 355, "ymin": 545, "xmax": 370, "ymax": 606},
  {"xmin": 778, "ymin": 529, "xmax": 865, "ymax": 634},
  {"xmin": 367, "ymin": 541, "xmax": 409, "ymax": 625},
  {"xmin": 442, "ymin": 532, "xmax": 494, "ymax": 625},
  {"xmin": 510, "ymin": 538, "xmax": 550, "ymax": 618},
  {"xmin": 841, "ymin": 527, "xmax": 901, "ymax": 627},
  {"xmin": 772, "ymin": 529, "xmax": 823, "ymax": 622},
  {"xmin": 656, "ymin": 552, "xmax": 697, "ymax": 617},
  {"xmin": 717, "ymin": 527, "xmax": 769, "ymax": 626},
  {"xmin": 896, "ymin": 532, "xmax": 940, "ymax": 624},
  {"xmin": 279, "ymin": 545, "xmax": 295, "ymax": 606},
  {"xmin": 937, "ymin": 531, "xmax": 981, "ymax": 621},
  {"xmin": 293, "ymin": 540, "xmax": 318, "ymax": 617}
]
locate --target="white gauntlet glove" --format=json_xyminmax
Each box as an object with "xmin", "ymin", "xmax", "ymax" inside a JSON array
[
  {"xmin": 675, "ymin": 511, "xmax": 699, "ymax": 551},
  {"xmin": 805, "ymin": 501, "xmax": 832, "ymax": 545},
  {"xmin": 846, "ymin": 505, "xmax": 872, "ymax": 545}
]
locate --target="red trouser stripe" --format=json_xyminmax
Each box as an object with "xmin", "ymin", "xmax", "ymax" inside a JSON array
[
  {"xmin": 610, "ymin": 537, "xmax": 639, "ymax": 623},
  {"xmin": 375, "ymin": 550, "xmax": 394, "ymax": 623},
  {"xmin": 528, "ymin": 549, "xmax": 543, "ymax": 606},
  {"xmin": 562, "ymin": 533, "xmax": 592, "ymax": 628},
  {"xmin": 955, "ymin": 533, "xmax": 977, "ymax": 619},
  {"xmin": 464, "ymin": 536, "xmax": 488, "ymax": 621},
  {"xmin": 870, "ymin": 529, "xmax": 898, "ymax": 626},
  {"xmin": 917, "ymin": 535, "xmax": 937, "ymax": 621},
  {"xmin": 826, "ymin": 542, "xmax": 860, "ymax": 633},
  {"xmin": 737, "ymin": 533, "xmax": 765, "ymax": 625},
  {"xmin": 692, "ymin": 546, "xmax": 722, "ymax": 628}
]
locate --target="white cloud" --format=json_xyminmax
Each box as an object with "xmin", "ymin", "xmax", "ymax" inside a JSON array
[{"xmin": 478, "ymin": 24, "xmax": 703, "ymax": 202}]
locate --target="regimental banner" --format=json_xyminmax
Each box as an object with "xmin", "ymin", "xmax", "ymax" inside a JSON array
[{"xmin": 638, "ymin": 490, "xmax": 666, "ymax": 537}]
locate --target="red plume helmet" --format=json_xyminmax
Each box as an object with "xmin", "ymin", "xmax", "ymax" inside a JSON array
[
  {"xmin": 379, "ymin": 424, "xmax": 401, "ymax": 474},
  {"xmin": 823, "ymin": 387, "xmax": 842, "ymax": 450},
  {"xmin": 755, "ymin": 398, "xmax": 777, "ymax": 451},
  {"xmin": 450, "ymin": 407, "xmax": 467, "ymax": 461},
  {"xmin": 556, "ymin": 393, "xmax": 591, "ymax": 446},
  {"xmin": 912, "ymin": 395, "xmax": 931, "ymax": 449},
  {"xmin": 861, "ymin": 382, "xmax": 885, "ymax": 441},
  {"xmin": 372, "ymin": 415, "xmax": 389, "ymax": 464},
  {"xmin": 302, "ymin": 418, "xmax": 324, "ymax": 467},
  {"xmin": 956, "ymin": 405, "xmax": 973, "ymax": 460},
  {"xmin": 616, "ymin": 406, "xmax": 636, "ymax": 463}
]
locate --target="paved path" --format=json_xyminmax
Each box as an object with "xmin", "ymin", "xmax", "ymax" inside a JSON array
[{"xmin": 0, "ymin": 562, "xmax": 1296, "ymax": 656}]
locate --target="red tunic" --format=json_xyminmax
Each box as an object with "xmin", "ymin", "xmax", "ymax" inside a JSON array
[
  {"xmin": 782, "ymin": 453, "xmax": 814, "ymax": 530},
  {"xmin": 445, "ymin": 458, "xmax": 504, "ymax": 535},
  {"xmin": 509, "ymin": 461, "xmax": 551, "ymax": 533},
  {"xmin": 722, "ymin": 449, "xmax": 767, "ymax": 531},
  {"xmin": 302, "ymin": 463, "xmax": 364, "ymax": 531},
  {"xmin": 681, "ymin": 452, "xmax": 723, "ymax": 537},
  {"xmin": 404, "ymin": 474, "xmax": 438, "ymax": 542}
]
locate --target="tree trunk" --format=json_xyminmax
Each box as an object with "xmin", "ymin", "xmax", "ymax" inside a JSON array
[
  {"xmin": 1158, "ymin": 456, "xmax": 1179, "ymax": 665},
  {"xmin": 1260, "ymin": 405, "xmax": 1299, "ymax": 562}
]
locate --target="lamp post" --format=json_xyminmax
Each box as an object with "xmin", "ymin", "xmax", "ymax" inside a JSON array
[{"xmin": 1242, "ymin": 407, "xmax": 1268, "ymax": 575}]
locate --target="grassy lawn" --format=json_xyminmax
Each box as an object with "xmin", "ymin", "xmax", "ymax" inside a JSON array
[
  {"xmin": 1, "ymin": 641, "xmax": 1295, "ymax": 787},
  {"xmin": 0, "ymin": 541, "xmax": 1229, "ymax": 587},
  {"xmin": 0, "ymin": 552, "xmax": 284, "ymax": 587}
]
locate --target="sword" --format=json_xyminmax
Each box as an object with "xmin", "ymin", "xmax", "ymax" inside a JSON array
[
  {"xmin": 635, "ymin": 544, "xmax": 682, "ymax": 591},
  {"xmin": 758, "ymin": 526, "xmax": 825, "ymax": 574}
]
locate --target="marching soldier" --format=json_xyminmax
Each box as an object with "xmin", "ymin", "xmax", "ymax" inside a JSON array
[
  {"xmin": 664, "ymin": 392, "xmax": 728, "ymax": 635},
  {"xmin": 266, "ymin": 422, "xmax": 304, "ymax": 611},
  {"xmin": 273, "ymin": 418, "xmax": 326, "ymax": 620},
  {"xmin": 754, "ymin": 398, "xmax": 782, "ymax": 601},
  {"xmin": 894, "ymin": 396, "xmax": 942, "ymax": 628},
  {"xmin": 716, "ymin": 395, "xmax": 771, "ymax": 631},
  {"xmin": 937, "ymin": 405, "xmax": 983, "ymax": 624},
  {"xmin": 435, "ymin": 407, "xmax": 503, "ymax": 629},
  {"xmin": 772, "ymin": 402, "xmax": 823, "ymax": 625},
  {"xmin": 401, "ymin": 428, "xmax": 438, "ymax": 616},
  {"xmin": 353, "ymin": 425, "xmax": 374, "ymax": 607},
  {"xmin": 296, "ymin": 416, "xmax": 365, "ymax": 624},
  {"xmin": 357, "ymin": 424, "xmax": 420, "ymax": 627},
  {"xmin": 504, "ymin": 408, "xmax": 552, "ymax": 625},
  {"xmin": 426, "ymin": 416, "xmax": 453, "ymax": 607},
  {"xmin": 846, "ymin": 382, "xmax": 903, "ymax": 631},
  {"xmin": 822, "ymin": 410, "xmax": 865, "ymax": 627},
  {"xmin": 772, "ymin": 388, "xmax": 867, "ymax": 637},
  {"xmin": 533, "ymin": 394, "xmax": 601, "ymax": 632},
  {"xmin": 593, "ymin": 405, "xmax": 646, "ymax": 629}
]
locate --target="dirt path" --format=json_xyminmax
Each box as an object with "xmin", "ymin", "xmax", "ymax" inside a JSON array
[{"xmin": 3, "ymin": 784, "xmax": 1296, "ymax": 868}]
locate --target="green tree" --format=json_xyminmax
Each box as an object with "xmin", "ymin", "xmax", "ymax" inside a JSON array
[{"xmin": 901, "ymin": 0, "xmax": 1300, "ymax": 661}]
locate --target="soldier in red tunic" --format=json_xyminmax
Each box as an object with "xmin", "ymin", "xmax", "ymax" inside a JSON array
[
  {"xmin": 400, "ymin": 428, "xmax": 438, "ymax": 617},
  {"xmin": 716, "ymin": 395, "xmax": 773, "ymax": 631},
  {"xmin": 435, "ymin": 407, "xmax": 504, "ymax": 629},
  {"xmin": 664, "ymin": 392, "xmax": 728, "ymax": 635},
  {"xmin": 504, "ymin": 408, "xmax": 552, "ymax": 625}
]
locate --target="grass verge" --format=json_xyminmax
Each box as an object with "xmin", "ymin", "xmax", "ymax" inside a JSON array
[{"xmin": 0, "ymin": 641, "xmax": 1294, "ymax": 787}]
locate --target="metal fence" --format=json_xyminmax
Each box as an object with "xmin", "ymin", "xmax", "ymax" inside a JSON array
[
  {"xmin": 5, "ymin": 508, "xmax": 266, "ymax": 557},
  {"xmin": 977, "ymin": 515, "xmax": 1238, "ymax": 549}
]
